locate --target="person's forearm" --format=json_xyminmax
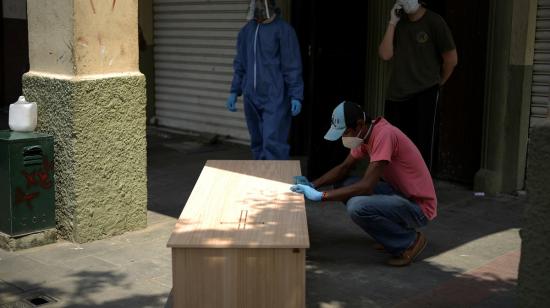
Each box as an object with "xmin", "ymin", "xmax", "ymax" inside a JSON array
[
  {"xmin": 321, "ymin": 161, "xmax": 387, "ymax": 202},
  {"xmin": 312, "ymin": 164, "xmax": 351, "ymax": 188},
  {"xmin": 440, "ymin": 50, "xmax": 458, "ymax": 86},
  {"xmin": 378, "ymin": 24, "xmax": 396, "ymax": 61},
  {"xmin": 322, "ymin": 183, "xmax": 372, "ymax": 202},
  {"xmin": 440, "ymin": 61, "xmax": 456, "ymax": 86}
]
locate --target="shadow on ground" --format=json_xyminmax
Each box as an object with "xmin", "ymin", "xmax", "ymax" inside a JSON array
[
  {"xmin": 0, "ymin": 127, "xmax": 522, "ymax": 307},
  {"xmin": 3, "ymin": 271, "xmax": 169, "ymax": 307},
  {"xmin": 146, "ymin": 128, "xmax": 523, "ymax": 307}
]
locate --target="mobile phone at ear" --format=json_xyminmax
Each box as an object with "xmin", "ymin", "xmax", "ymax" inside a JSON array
[{"xmin": 395, "ymin": 5, "xmax": 404, "ymax": 17}]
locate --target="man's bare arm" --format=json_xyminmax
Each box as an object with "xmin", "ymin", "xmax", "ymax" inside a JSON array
[
  {"xmin": 440, "ymin": 49, "xmax": 458, "ymax": 86},
  {"xmin": 312, "ymin": 154, "xmax": 358, "ymax": 188},
  {"xmin": 322, "ymin": 161, "xmax": 389, "ymax": 202}
]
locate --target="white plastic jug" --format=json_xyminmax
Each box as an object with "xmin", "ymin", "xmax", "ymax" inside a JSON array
[{"xmin": 9, "ymin": 96, "xmax": 37, "ymax": 132}]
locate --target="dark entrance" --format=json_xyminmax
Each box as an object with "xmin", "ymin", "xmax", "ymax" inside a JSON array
[
  {"xmin": 290, "ymin": 0, "xmax": 368, "ymax": 178},
  {"xmin": 291, "ymin": 0, "xmax": 489, "ymax": 184},
  {"xmin": 425, "ymin": 0, "xmax": 489, "ymax": 183},
  {"xmin": 1, "ymin": 0, "xmax": 29, "ymax": 109}
]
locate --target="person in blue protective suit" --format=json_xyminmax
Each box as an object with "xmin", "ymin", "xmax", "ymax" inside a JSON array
[{"xmin": 226, "ymin": 0, "xmax": 304, "ymax": 160}]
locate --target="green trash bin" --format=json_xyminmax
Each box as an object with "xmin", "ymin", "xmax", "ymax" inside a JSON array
[{"xmin": 0, "ymin": 131, "xmax": 55, "ymax": 236}]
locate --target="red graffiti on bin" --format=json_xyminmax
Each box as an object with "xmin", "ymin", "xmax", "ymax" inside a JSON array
[
  {"xmin": 21, "ymin": 157, "xmax": 54, "ymax": 190},
  {"xmin": 15, "ymin": 188, "xmax": 40, "ymax": 207}
]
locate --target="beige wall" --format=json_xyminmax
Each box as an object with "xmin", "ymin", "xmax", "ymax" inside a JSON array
[
  {"xmin": 74, "ymin": 0, "xmax": 139, "ymax": 75},
  {"xmin": 27, "ymin": 0, "xmax": 74, "ymax": 75},
  {"xmin": 27, "ymin": 0, "xmax": 139, "ymax": 76}
]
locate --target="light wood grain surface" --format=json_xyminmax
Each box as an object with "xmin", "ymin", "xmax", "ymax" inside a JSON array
[
  {"xmin": 172, "ymin": 248, "xmax": 306, "ymax": 308},
  {"xmin": 167, "ymin": 160, "xmax": 309, "ymax": 249}
]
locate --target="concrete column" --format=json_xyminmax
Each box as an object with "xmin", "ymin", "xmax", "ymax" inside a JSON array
[
  {"xmin": 474, "ymin": 0, "xmax": 536, "ymax": 193},
  {"xmin": 23, "ymin": 0, "xmax": 147, "ymax": 243},
  {"xmin": 518, "ymin": 121, "xmax": 550, "ymax": 306},
  {"xmin": 364, "ymin": 0, "xmax": 393, "ymax": 117}
]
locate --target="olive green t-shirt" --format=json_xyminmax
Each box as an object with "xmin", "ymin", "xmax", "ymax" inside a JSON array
[{"xmin": 387, "ymin": 10, "xmax": 456, "ymax": 101}]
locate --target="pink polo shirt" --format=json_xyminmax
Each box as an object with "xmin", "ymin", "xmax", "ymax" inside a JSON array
[{"xmin": 351, "ymin": 118, "xmax": 437, "ymax": 220}]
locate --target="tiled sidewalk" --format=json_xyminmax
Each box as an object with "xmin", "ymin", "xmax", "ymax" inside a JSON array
[{"xmin": 1, "ymin": 129, "xmax": 523, "ymax": 307}]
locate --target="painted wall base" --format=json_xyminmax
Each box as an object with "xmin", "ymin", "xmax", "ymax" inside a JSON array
[
  {"xmin": 22, "ymin": 73, "xmax": 147, "ymax": 243},
  {"xmin": 0, "ymin": 229, "xmax": 57, "ymax": 251}
]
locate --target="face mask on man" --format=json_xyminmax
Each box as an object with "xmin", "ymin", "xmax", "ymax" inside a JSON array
[
  {"xmin": 341, "ymin": 113, "xmax": 374, "ymax": 149},
  {"xmin": 342, "ymin": 130, "xmax": 365, "ymax": 149},
  {"xmin": 397, "ymin": 0, "xmax": 420, "ymax": 14}
]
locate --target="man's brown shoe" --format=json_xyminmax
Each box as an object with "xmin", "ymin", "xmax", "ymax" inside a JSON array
[{"xmin": 386, "ymin": 232, "xmax": 427, "ymax": 267}]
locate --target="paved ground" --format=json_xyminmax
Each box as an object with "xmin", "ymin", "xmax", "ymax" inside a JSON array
[{"xmin": 0, "ymin": 127, "xmax": 523, "ymax": 307}]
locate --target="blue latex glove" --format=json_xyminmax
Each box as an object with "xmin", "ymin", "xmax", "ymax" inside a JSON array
[
  {"xmin": 226, "ymin": 93, "xmax": 238, "ymax": 112},
  {"xmin": 291, "ymin": 99, "xmax": 302, "ymax": 117},
  {"xmin": 293, "ymin": 176, "xmax": 314, "ymax": 188},
  {"xmin": 290, "ymin": 184, "xmax": 323, "ymax": 201}
]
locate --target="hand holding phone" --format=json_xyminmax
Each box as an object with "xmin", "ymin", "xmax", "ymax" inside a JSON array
[
  {"xmin": 395, "ymin": 5, "xmax": 404, "ymax": 17},
  {"xmin": 390, "ymin": 3, "xmax": 403, "ymax": 25}
]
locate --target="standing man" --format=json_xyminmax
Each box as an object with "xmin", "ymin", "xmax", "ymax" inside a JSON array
[
  {"xmin": 291, "ymin": 101, "xmax": 437, "ymax": 266},
  {"xmin": 379, "ymin": 0, "xmax": 457, "ymax": 170},
  {"xmin": 227, "ymin": 0, "xmax": 304, "ymax": 160}
]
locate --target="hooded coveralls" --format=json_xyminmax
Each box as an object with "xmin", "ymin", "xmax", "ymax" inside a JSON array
[{"xmin": 230, "ymin": 16, "xmax": 303, "ymax": 160}]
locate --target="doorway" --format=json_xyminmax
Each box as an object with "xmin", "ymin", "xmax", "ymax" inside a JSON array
[
  {"xmin": 290, "ymin": 0, "xmax": 488, "ymax": 184},
  {"xmin": 425, "ymin": 0, "xmax": 489, "ymax": 183},
  {"xmin": 290, "ymin": 0, "xmax": 368, "ymax": 178},
  {"xmin": 1, "ymin": 0, "xmax": 29, "ymax": 108}
]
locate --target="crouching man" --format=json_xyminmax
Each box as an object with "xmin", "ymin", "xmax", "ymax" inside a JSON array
[{"xmin": 291, "ymin": 101, "xmax": 437, "ymax": 266}]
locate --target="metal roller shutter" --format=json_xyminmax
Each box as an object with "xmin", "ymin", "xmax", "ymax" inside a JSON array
[
  {"xmin": 531, "ymin": 0, "xmax": 550, "ymax": 125},
  {"xmin": 153, "ymin": 0, "xmax": 251, "ymax": 141}
]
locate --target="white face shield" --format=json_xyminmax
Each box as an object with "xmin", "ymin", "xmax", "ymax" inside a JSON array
[
  {"xmin": 246, "ymin": 0, "xmax": 277, "ymax": 22},
  {"xmin": 397, "ymin": 0, "xmax": 420, "ymax": 14}
]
